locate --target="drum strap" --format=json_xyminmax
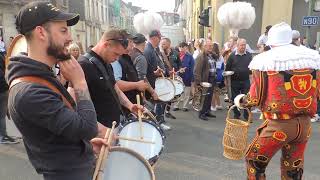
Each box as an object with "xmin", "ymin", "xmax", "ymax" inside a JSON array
[
  {"xmin": 9, "ymin": 76, "xmax": 74, "ymax": 110},
  {"xmin": 84, "ymin": 53, "xmax": 125, "ymax": 116}
]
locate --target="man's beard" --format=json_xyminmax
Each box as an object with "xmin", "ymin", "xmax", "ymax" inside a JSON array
[{"xmin": 47, "ymin": 35, "xmax": 71, "ymax": 61}]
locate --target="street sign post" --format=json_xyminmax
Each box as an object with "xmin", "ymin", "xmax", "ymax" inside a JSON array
[{"xmin": 302, "ymin": 16, "xmax": 319, "ymax": 26}]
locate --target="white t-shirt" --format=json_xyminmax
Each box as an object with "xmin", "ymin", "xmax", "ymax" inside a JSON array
[
  {"xmin": 257, "ymin": 34, "xmax": 268, "ymax": 46},
  {"xmin": 193, "ymin": 49, "xmax": 201, "ymax": 60}
]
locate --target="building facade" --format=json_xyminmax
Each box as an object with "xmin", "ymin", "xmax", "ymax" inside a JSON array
[{"xmin": 177, "ymin": 0, "xmax": 320, "ymax": 50}]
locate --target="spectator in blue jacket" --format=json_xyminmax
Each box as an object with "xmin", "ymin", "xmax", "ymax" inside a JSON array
[
  {"xmin": 173, "ymin": 42, "xmax": 195, "ymax": 111},
  {"xmin": 211, "ymin": 43, "xmax": 224, "ymax": 111}
]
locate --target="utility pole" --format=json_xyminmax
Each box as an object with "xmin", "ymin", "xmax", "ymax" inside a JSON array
[{"xmin": 306, "ymin": 0, "xmax": 315, "ymax": 45}]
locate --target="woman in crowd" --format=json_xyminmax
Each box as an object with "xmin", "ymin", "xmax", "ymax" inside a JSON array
[{"xmin": 211, "ymin": 42, "xmax": 224, "ymax": 111}]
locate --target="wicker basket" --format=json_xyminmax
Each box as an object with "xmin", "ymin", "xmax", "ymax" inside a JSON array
[{"xmin": 222, "ymin": 105, "xmax": 251, "ymax": 160}]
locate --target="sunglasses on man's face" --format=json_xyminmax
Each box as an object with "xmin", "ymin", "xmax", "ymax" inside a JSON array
[{"xmin": 107, "ymin": 38, "xmax": 129, "ymax": 49}]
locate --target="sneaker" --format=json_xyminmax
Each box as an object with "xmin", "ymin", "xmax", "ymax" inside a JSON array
[
  {"xmin": 160, "ymin": 123, "xmax": 172, "ymax": 131},
  {"xmin": 0, "ymin": 135, "xmax": 20, "ymax": 144},
  {"xmin": 211, "ymin": 106, "xmax": 217, "ymax": 111},
  {"xmin": 172, "ymin": 108, "xmax": 180, "ymax": 111},
  {"xmin": 216, "ymin": 105, "xmax": 223, "ymax": 110},
  {"xmin": 251, "ymin": 108, "xmax": 261, "ymax": 113},
  {"xmin": 311, "ymin": 114, "xmax": 319, "ymax": 123},
  {"xmin": 182, "ymin": 108, "xmax": 189, "ymax": 112}
]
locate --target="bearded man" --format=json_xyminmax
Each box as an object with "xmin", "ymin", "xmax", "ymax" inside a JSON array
[{"xmin": 6, "ymin": 2, "xmax": 107, "ymax": 179}]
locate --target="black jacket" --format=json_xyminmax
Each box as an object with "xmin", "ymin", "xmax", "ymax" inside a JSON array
[
  {"xmin": 144, "ymin": 42, "xmax": 165, "ymax": 88},
  {"xmin": 0, "ymin": 54, "xmax": 8, "ymax": 93},
  {"xmin": 6, "ymin": 55, "xmax": 98, "ymax": 174}
]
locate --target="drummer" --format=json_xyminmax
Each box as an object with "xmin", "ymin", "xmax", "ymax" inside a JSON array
[
  {"xmin": 172, "ymin": 42, "xmax": 194, "ymax": 111},
  {"xmin": 111, "ymin": 33, "xmax": 158, "ymax": 116},
  {"xmin": 77, "ymin": 28, "xmax": 144, "ymax": 135},
  {"xmin": 7, "ymin": 2, "xmax": 108, "ymax": 179},
  {"xmin": 160, "ymin": 37, "xmax": 181, "ymax": 119},
  {"xmin": 144, "ymin": 30, "xmax": 171, "ymax": 130}
]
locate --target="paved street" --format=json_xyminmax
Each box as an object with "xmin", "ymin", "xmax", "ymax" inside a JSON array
[{"xmin": 1, "ymin": 104, "xmax": 320, "ymax": 180}]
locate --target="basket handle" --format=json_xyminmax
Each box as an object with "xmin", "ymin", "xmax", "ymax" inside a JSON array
[{"xmin": 227, "ymin": 105, "xmax": 252, "ymax": 124}]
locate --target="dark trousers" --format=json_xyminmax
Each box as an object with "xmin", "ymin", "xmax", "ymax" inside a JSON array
[
  {"xmin": 0, "ymin": 91, "xmax": 8, "ymax": 137},
  {"xmin": 317, "ymin": 100, "xmax": 320, "ymax": 116},
  {"xmin": 43, "ymin": 168, "xmax": 94, "ymax": 180},
  {"xmin": 199, "ymin": 76, "xmax": 215, "ymax": 116},
  {"xmin": 231, "ymin": 80, "xmax": 250, "ymax": 119},
  {"xmin": 155, "ymin": 103, "xmax": 166, "ymax": 123}
]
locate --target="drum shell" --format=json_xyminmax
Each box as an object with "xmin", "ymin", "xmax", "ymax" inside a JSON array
[{"xmin": 101, "ymin": 147, "xmax": 155, "ymax": 180}]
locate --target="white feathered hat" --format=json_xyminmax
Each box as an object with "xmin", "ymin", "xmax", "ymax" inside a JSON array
[{"xmin": 266, "ymin": 22, "xmax": 292, "ymax": 46}]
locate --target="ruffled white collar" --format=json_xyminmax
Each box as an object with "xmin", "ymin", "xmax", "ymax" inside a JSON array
[{"xmin": 249, "ymin": 44, "xmax": 320, "ymax": 71}]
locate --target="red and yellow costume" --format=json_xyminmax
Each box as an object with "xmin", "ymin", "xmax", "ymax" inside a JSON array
[{"xmin": 235, "ymin": 23, "xmax": 320, "ymax": 180}]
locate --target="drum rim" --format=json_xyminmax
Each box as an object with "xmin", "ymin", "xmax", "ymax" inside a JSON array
[
  {"xmin": 118, "ymin": 119, "xmax": 166, "ymax": 165},
  {"xmin": 155, "ymin": 77, "xmax": 176, "ymax": 101},
  {"xmin": 172, "ymin": 79, "xmax": 185, "ymax": 95},
  {"xmin": 5, "ymin": 34, "xmax": 26, "ymax": 67},
  {"xmin": 108, "ymin": 146, "xmax": 156, "ymax": 180}
]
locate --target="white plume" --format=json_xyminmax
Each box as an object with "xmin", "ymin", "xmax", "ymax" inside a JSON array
[
  {"xmin": 133, "ymin": 11, "xmax": 164, "ymax": 36},
  {"xmin": 217, "ymin": 2, "xmax": 256, "ymax": 37}
]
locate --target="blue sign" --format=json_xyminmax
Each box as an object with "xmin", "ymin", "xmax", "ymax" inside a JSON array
[{"xmin": 302, "ymin": 16, "xmax": 319, "ymax": 26}]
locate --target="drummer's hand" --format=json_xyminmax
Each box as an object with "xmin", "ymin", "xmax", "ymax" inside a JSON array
[
  {"xmin": 129, "ymin": 104, "xmax": 145, "ymax": 115},
  {"xmin": 90, "ymin": 138, "xmax": 108, "ymax": 155},
  {"xmin": 136, "ymin": 80, "xmax": 149, "ymax": 91},
  {"xmin": 151, "ymin": 91, "xmax": 159, "ymax": 100},
  {"xmin": 154, "ymin": 67, "xmax": 163, "ymax": 76},
  {"xmin": 179, "ymin": 67, "xmax": 186, "ymax": 73},
  {"xmin": 58, "ymin": 56, "xmax": 86, "ymax": 87}
]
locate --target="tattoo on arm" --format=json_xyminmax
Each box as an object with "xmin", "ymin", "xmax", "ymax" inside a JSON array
[{"xmin": 74, "ymin": 88, "xmax": 91, "ymax": 103}]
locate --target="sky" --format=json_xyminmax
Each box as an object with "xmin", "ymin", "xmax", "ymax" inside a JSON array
[{"xmin": 123, "ymin": 0, "xmax": 175, "ymax": 12}]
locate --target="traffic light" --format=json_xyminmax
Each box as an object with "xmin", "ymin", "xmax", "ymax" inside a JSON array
[{"xmin": 199, "ymin": 8, "xmax": 210, "ymax": 27}]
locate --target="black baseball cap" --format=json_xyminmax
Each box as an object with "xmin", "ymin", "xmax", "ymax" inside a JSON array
[
  {"xmin": 132, "ymin": 33, "xmax": 146, "ymax": 44},
  {"xmin": 16, "ymin": 1, "xmax": 80, "ymax": 35},
  {"xmin": 149, "ymin": 30, "xmax": 163, "ymax": 38}
]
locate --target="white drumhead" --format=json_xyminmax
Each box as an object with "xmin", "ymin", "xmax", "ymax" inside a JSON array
[
  {"xmin": 172, "ymin": 79, "xmax": 184, "ymax": 95},
  {"xmin": 155, "ymin": 78, "xmax": 175, "ymax": 102},
  {"xmin": 102, "ymin": 147, "xmax": 154, "ymax": 180},
  {"xmin": 118, "ymin": 121, "xmax": 164, "ymax": 161}
]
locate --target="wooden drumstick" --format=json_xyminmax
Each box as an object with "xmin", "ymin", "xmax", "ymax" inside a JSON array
[
  {"xmin": 172, "ymin": 68, "xmax": 175, "ymax": 80},
  {"xmin": 117, "ymin": 136, "xmax": 155, "ymax": 144},
  {"xmin": 92, "ymin": 129, "xmax": 110, "ymax": 180},
  {"xmin": 136, "ymin": 95, "xmax": 144, "ymax": 140},
  {"xmin": 158, "ymin": 66, "xmax": 164, "ymax": 78},
  {"xmin": 94, "ymin": 121, "xmax": 117, "ymax": 180}
]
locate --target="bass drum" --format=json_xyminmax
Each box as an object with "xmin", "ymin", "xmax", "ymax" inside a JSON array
[
  {"xmin": 101, "ymin": 147, "xmax": 155, "ymax": 180},
  {"xmin": 154, "ymin": 77, "xmax": 175, "ymax": 102},
  {"xmin": 117, "ymin": 119, "xmax": 165, "ymax": 166}
]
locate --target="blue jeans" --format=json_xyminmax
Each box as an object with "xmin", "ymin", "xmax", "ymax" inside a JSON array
[
  {"xmin": 155, "ymin": 103, "xmax": 166, "ymax": 123},
  {"xmin": 0, "ymin": 91, "xmax": 8, "ymax": 137}
]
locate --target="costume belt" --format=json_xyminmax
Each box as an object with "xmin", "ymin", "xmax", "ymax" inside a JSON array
[{"xmin": 263, "ymin": 112, "xmax": 311, "ymax": 120}]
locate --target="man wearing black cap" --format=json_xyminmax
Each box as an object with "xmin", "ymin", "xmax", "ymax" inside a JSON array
[{"xmin": 7, "ymin": 2, "xmax": 107, "ymax": 179}]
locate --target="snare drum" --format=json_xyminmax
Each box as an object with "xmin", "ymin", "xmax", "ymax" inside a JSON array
[
  {"xmin": 101, "ymin": 147, "xmax": 155, "ymax": 180},
  {"xmin": 155, "ymin": 77, "xmax": 175, "ymax": 102},
  {"xmin": 171, "ymin": 76, "xmax": 185, "ymax": 102},
  {"xmin": 117, "ymin": 119, "xmax": 165, "ymax": 165}
]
